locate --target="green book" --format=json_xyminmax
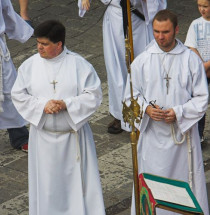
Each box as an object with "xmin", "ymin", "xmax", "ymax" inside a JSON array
[{"xmin": 139, "ymin": 173, "xmax": 204, "ymax": 215}]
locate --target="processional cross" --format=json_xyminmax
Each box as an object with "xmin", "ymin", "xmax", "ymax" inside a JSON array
[
  {"xmin": 50, "ymin": 80, "xmax": 58, "ymax": 93},
  {"xmin": 164, "ymin": 74, "xmax": 171, "ymax": 94}
]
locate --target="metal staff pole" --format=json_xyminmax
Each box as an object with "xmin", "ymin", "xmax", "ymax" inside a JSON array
[{"xmin": 122, "ymin": 1, "xmax": 143, "ymax": 214}]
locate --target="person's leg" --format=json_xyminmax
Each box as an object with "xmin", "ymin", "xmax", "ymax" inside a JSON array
[
  {"xmin": 7, "ymin": 126, "xmax": 29, "ymax": 149},
  {"xmin": 198, "ymin": 114, "xmax": 205, "ymax": 142},
  {"xmin": 198, "ymin": 78, "xmax": 209, "ymax": 142},
  {"xmin": 19, "ymin": 0, "xmax": 30, "ymax": 20}
]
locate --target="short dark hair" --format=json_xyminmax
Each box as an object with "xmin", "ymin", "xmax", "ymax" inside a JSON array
[
  {"xmin": 34, "ymin": 20, "xmax": 66, "ymax": 47},
  {"xmin": 153, "ymin": 9, "xmax": 178, "ymax": 29}
]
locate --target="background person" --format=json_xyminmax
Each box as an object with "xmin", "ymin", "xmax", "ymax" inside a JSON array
[
  {"xmin": 78, "ymin": 0, "xmax": 167, "ymax": 134},
  {"xmin": 0, "ymin": 0, "xmax": 33, "ymax": 152},
  {"xmin": 123, "ymin": 9, "xmax": 209, "ymax": 215},
  {"xmin": 11, "ymin": 20, "xmax": 105, "ymax": 215},
  {"xmin": 185, "ymin": 0, "xmax": 210, "ymax": 143}
]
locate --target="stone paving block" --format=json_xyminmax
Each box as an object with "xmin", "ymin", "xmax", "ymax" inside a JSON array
[
  {"xmin": 41, "ymin": 5, "xmax": 71, "ymax": 17},
  {"xmin": 6, "ymin": 156, "xmax": 28, "ymax": 174},
  {"xmin": 0, "ymin": 130, "xmax": 10, "ymax": 152},
  {"xmin": 98, "ymin": 143, "xmax": 133, "ymax": 191},
  {"xmin": 0, "ymin": 193, "xmax": 28, "ymax": 215},
  {"xmin": 0, "ymin": 149, "xmax": 26, "ymax": 167},
  {"xmin": 28, "ymin": 10, "xmax": 48, "ymax": 21},
  {"xmin": 95, "ymin": 135, "xmax": 130, "ymax": 158},
  {"xmin": 0, "ymin": 167, "xmax": 27, "ymax": 204},
  {"xmin": 116, "ymin": 208, "xmax": 131, "ymax": 215},
  {"xmin": 28, "ymin": 1, "xmax": 51, "ymax": 12}
]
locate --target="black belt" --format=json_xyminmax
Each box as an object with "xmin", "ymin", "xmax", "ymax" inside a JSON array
[{"xmin": 131, "ymin": 6, "xmax": 145, "ymax": 21}]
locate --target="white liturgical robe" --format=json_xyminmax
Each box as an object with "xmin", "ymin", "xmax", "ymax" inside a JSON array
[
  {"xmin": 0, "ymin": 0, "xmax": 33, "ymax": 128},
  {"xmin": 78, "ymin": 0, "xmax": 167, "ymax": 120},
  {"xmin": 11, "ymin": 47, "xmax": 105, "ymax": 215},
  {"xmin": 123, "ymin": 40, "xmax": 209, "ymax": 215}
]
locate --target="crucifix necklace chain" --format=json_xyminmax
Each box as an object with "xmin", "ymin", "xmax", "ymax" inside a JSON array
[{"xmin": 159, "ymin": 54, "xmax": 175, "ymax": 94}]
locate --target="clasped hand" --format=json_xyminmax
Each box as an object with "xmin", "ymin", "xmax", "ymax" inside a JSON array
[
  {"xmin": 82, "ymin": 0, "xmax": 90, "ymax": 10},
  {"xmin": 44, "ymin": 100, "xmax": 67, "ymax": 114},
  {"xmin": 146, "ymin": 105, "xmax": 176, "ymax": 124}
]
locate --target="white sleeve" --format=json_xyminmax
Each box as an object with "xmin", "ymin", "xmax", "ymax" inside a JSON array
[
  {"xmin": 11, "ymin": 67, "xmax": 48, "ymax": 127},
  {"xmin": 173, "ymin": 52, "xmax": 209, "ymax": 134},
  {"xmin": 63, "ymin": 57, "xmax": 102, "ymax": 131},
  {"xmin": 184, "ymin": 22, "xmax": 197, "ymax": 49}
]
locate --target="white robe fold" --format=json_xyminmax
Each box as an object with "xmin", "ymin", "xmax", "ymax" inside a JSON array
[
  {"xmin": 11, "ymin": 47, "xmax": 105, "ymax": 215},
  {"xmin": 78, "ymin": 0, "xmax": 167, "ymax": 120},
  {"xmin": 124, "ymin": 40, "xmax": 209, "ymax": 215},
  {"xmin": 0, "ymin": 0, "xmax": 33, "ymax": 128}
]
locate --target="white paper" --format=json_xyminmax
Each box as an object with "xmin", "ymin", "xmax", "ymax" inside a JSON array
[{"xmin": 145, "ymin": 179, "xmax": 196, "ymax": 208}]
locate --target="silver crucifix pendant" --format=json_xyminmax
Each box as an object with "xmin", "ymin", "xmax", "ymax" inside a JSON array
[
  {"xmin": 164, "ymin": 74, "xmax": 171, "ymax": 94},
  {"xmin": 50, "ymin": 80, "xmax": 58, "ymax": 93}
]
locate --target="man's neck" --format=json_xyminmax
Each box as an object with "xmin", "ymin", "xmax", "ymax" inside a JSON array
[
  {"xmin": 56, "ymin": 47, "xmax": 64, "ymax": 56},
  {"xmin": 160, "ymin": 40, "xmax": 177, "ymax": 53}
]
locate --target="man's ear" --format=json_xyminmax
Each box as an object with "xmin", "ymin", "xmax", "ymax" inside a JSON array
[
  {"xmin": 175, "ymin": 25, "xmax": 179, "ymax": 35},
  {"xmin": 57, "ymin": 41, "xmax": 63, "ymax": 49}
]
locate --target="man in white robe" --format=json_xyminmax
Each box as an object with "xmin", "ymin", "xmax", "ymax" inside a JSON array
[
  {"xmin": 123, "ymin": 10, "xmax": 209, "ymax": 214},
  {"xmin": 78, "ymin": 0, "xmax": 167, "ymax": 134},
  {"xmin": 0, "ymin": 0, "xmax": 33, "ymax": 151},
  {"xmin": 11, "ymin": 20, "xmax": 105, "ymax": 215}
]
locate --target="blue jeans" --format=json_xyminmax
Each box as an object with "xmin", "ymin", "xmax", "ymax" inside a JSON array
[{"xmin": 7, "ymin": 126, "xmax": 29, "ymax": 149}]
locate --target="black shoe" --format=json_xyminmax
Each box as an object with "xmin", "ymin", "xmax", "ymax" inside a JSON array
[
  {"xmin": 200, "ymin": 136, "xmax": 205, "ymax": 144},
  {"xmin": 108, "ymin": 119, "xmax": 123, "ymax": 134},
  {"xmin": 25, "ymin": 20, "xmax": 33, "ymax": 27}
]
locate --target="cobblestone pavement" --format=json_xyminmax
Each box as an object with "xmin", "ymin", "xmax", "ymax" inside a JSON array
[{"xmin": 0, "ymin": 0, "xmax": 210, "ymax": 214}]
